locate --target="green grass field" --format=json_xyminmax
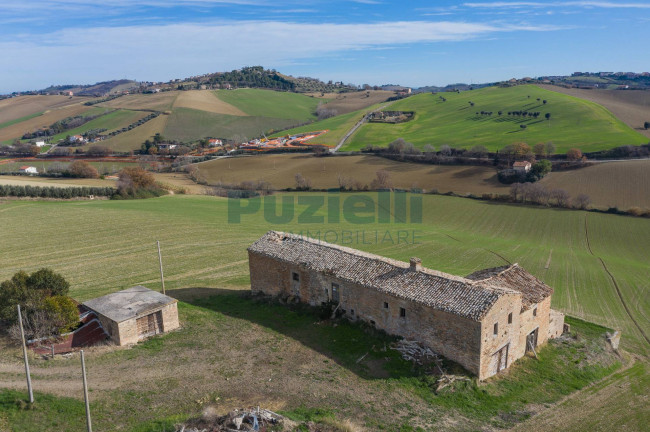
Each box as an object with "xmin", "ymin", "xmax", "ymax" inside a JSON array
[
  {"xmin": 0, "ymin": 193, "xmax": 647, "ymax": 355},
  {"xmin": 48, "ymin": 109, "xmax": 148, "ymax": 143},
  {"xmin": 215, "ymin": 89, "xmax": 321, "ymax": 121},
  {"xmin": 340, "ymin": 85, "xmax": 647, "ymax": 153},
  {"xmin": 163, "ymin": 107, "xmax": 299, "ymax": 142}
]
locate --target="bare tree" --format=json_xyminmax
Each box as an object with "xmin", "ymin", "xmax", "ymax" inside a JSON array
[
  {"xmin": 544, "ymin": 142, "xmax": 556, "ymax": 158},
  {"xmin": 440, "ymin": 144, "xmax": 452, "ymax": 157},
  {"xmin": 573, "ymin": 194, "xmax": 591, "ymax": 210},
  {"xmin": 370, "ymin": 170, "xmax": 392, "ymax": 190},
  {"xmin": 294, "ymin": 173, "xmax": 312, "ymax": 190},
  {"xmin": 422, "ymin": 144, "xmax": 436, "ymax": 153},
  {"xmin": 550, "ymin": 189, "xmax": 570, "ymax": 207}
]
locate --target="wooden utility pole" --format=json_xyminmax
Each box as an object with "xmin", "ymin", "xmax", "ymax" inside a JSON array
[
  {"xmin": 80, "ymin": 350, "xmax": 93, "ymax": 432},
  {"xmin": 157, "ymin": 240, "xmax": 165, "ymax": 295},
  {"xmin": 17, "ymin": 305, "xmax": 34, "ymax": 403}
]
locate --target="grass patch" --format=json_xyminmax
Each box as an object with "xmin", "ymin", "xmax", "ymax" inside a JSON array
[
  {"xmin": 341, "ymin": 85, "xmax": 647, "ymax": 153},
  {"xmin": 0, "ymin": 112, "xmax": 44, "ymax": 131},
  {"xmin": 215, "ymin": 89, "xmax": 321, "ymax": 121},
  {"xmin": 0, "ymin": 390, "xmax": 87, "ymax": 432},
  {"xmin": 164, "ymin": 107, "xmax": 298, "ymax": 142}
]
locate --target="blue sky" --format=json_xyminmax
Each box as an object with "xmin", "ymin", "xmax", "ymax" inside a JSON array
[{"xmin": 1, "ymin": 1, "xmax": 648, "ymax": 93}]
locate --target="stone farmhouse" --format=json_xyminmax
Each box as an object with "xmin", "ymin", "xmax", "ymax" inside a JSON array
[
  {"xmin": 248, "ymin": 231, "xmax": 565, "ymax": 380},
  {"xmin": 83, "ymin": 286, "xmax": 179, "ymax": 346}
]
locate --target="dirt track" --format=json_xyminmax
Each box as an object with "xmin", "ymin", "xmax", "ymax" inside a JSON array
[{"xmin": 540, "ymin": 85, "xmax": 650, "ymax": 138}]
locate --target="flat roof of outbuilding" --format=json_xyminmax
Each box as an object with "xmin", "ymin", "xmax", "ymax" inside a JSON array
[{"xmin": 82, "ymin": 286, "xmax": 177, "ymax": 323}]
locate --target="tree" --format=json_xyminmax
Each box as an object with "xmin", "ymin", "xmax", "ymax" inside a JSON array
[
  {"xmin": 0, "ymin": 269, "xmax": 77, "ymax": 340},
  {"xmin": 294, "ymin": 173, "xmax": 312, "ymax": 190},
  {"xmin": 550, "ymin": 189, "xmax": 570, "ymax": 207},
  {"xmin": 27, "ymin": 268, "xmax": 70, "ymax": 297},
  {"xmin": 529, "ymin": 159, "xmax": 552, "ymax": 181},
  {"xmin": 440, "ymin": 144, "xmax": 452, "ymax": 156},
  {"xmin": 370, "ymin": 170, "xmax": 392, "ymax": 190},
  {"xmin": 469, "ymin": 145, "xmax": 488, "ymax": 158},
  {"xmin": 86, "ymin": 145, "xmax": 111, "ymax": 157},
  {"xmin": 644, "ymin": 121, "xmax": 650, "ymax": 130},
  {"xmin": 566, "ymin": 148, "xmax": 583, "ymax": 161},
  {"xmin": 512, "ymin": 142, "xmax": 531, "ymax": 156},
  {"xmin": 545, "ymin": 113, "xmax": 551, "ymax": 121},
  {"xmin": 67, "ymin": 160, "xmax": 99, "ymax": 178},
  {"xmin": 544, "ymin": 141, "xmax": 555, "ymax": 157},
  {"xmin": 573, "ymin": 194, "xmax": 591, "ymax": 210},
  {"xmin": 533, "ymin": 143, "xmax": 546, "ymax": 158},
  {"xmin": 520, "ymin": 124, "xmax": 527, "ymax": 130},
  {"xmin": 42, "ymin": 296, "xmax": 78, "ymax": 333},
  {"xmin": 118, "ymin": 167, "xmax": 156, "ymax": 195},
  {"xmin": 422, "ymin": 144, "xmax": 436, "ymax": 153}
]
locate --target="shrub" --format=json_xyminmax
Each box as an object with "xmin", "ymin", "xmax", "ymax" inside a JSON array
[
  {"xmin": 0, "ymin": 269, "xmax": 78, "ymax": 340},
  {"xmin": 116, "ymin": 167, "xmax": 164, "ymax": 199},
  {"xmin": 67, "ymin": 160, "xmax": 99, "ymax": 179},
  {"xmin": 567, "ymin": 148, "xmax": 583, "ymax": 161}
]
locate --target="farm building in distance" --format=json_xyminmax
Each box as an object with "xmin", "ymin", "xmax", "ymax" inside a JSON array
[
  {"xmin": 513, "ymin": 161, "xmax": 532, "ymax": 173},
  {"xmin": 82, "ymin": 286, "xmax": 179, "ymax": 346},
  {"xmin": 248, "ymin": 231, "xmax": 565, "ymax": 380},
  {"xmin": 19, "ymin": 166, "xmax": 38, "ymax": 174}
]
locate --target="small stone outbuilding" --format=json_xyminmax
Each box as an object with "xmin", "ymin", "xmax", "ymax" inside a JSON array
[
  {"xmin": 82, "ymin": 286, "xmax": 179, "ymax": 346},
  {"xmin": 248, "ymin": 231, "xmax": 565, "ymax": 380}
]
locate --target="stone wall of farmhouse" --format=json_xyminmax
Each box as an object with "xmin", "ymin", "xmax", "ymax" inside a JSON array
[
  {"xmin": 514, "ymin": 296, "xmax": 552, "ymax": 360},
  {"xmin": 117, "ymin": 319, "xmax": 139, "ymax": 346},
  {"xmin": 94, "ymin": 302, "xmax": 179, "ymax": 346},
  {"xmin": 249, "ymin": 253, "xmax": 291, "ymax": 297},
  {"xmin": 161, "ymin": 303, "xmax": 180, "ymax": 333},
  {"xmin": 479, "ymin": 294, "xmax": 523, "ymax": 380},
  {"xmin": 249, "ymin": 251, "xmax": 484, "ymax": 376},
  {"xmin": 548, "ymin": 309, "xmax": 565, "ymax": 340}
]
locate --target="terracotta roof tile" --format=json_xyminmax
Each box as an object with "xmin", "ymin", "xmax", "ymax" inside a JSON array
[{"xmin": 248, "ymin": 231, "xmax": 526, "ymax": 321}]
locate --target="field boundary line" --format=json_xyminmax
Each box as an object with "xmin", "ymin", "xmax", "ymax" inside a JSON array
[{"xmin": 584, "ymin": 213, "xmax": 650, "ymax": 346}]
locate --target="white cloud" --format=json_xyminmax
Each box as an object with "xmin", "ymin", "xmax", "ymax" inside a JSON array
[
  {"xmin": 0, "ymin": 19, "xmax": 564, "ymax": 92},
  {"xmin": 464, "ymin": 2, "xmax": 650, "ymax": 9}
]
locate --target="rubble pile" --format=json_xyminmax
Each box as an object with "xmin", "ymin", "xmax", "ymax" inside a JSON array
[
  {"xmin": 391, "ymin": 339, "xmax": 441, "ymax": 368},
  {"xmin": 177, "ymin": 407, "xmax": 284, "ymax": 432},
  {"xmin": 391, "ymin": 339, "xmax": 470, "ymax": 391}
]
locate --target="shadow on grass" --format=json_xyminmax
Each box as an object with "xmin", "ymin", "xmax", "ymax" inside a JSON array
[{"xmin": 169, "ymin": 287, "xmax": 427, "ymax": 381}]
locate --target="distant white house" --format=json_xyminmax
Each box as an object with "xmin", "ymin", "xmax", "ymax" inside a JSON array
[
  {"xmin": 34, "ymin": 141, "xmax": 46, "ymax": 147},
  {"xmin": 69, "ymin": 135, "xmax": 85, "ymax": 144},
  {"xmin": 157, "ymin": 144, "xmax": 177, "ymax": 150},
  {"xmin": 208, "ymin": 139, "xmax": 223, "ymax": 147},
  {"xmin": 513, "ymin": 161, "xmax": 532, "ymax": 173},
  {"xmin": 19, "ymin": 166, "xmax": 38, "ymax": 175}
]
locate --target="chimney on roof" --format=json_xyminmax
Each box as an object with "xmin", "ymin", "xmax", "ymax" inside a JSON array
[{"xmin": 410, "ymin": 257, "xmax": 422, "ymax": 272}]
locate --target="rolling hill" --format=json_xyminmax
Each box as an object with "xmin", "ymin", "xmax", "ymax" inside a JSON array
[
  {"xmin": 540, "ymin": 85, "xmax": 650, "ymax": 139},
  {"xmin": 0, "ymin": 89, "xmax": 330, "ymax": 149},
  {"xmin": 285, "ymin": 85, "xmax": 647, "ymax": 153}
]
